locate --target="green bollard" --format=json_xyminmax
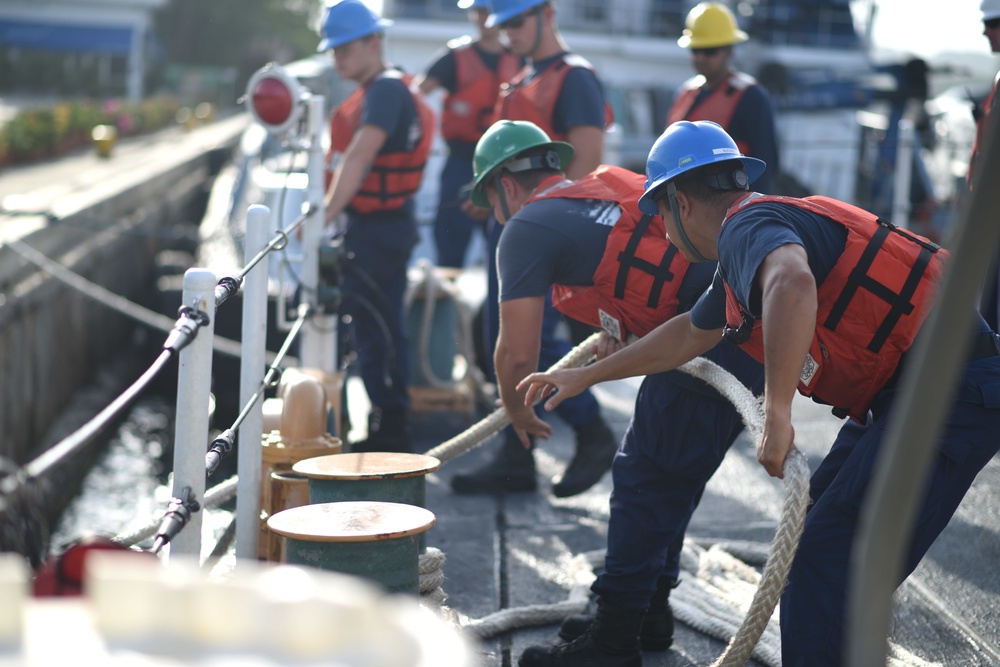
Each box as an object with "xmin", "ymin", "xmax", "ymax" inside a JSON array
[
  {"xmin": 267, "ymin": 501, "xmax": 435, "ymax": 595},
  {"xmin": 293, "ymin": 452, "xmax": 440, "ymax": 551}
]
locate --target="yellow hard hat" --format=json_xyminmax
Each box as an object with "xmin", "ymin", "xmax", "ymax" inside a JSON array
[{"xmin": 678, "ymin": 2, "xmax": 748, "ymax": 49}]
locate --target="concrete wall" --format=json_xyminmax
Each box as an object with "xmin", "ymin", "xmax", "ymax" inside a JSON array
[{"xmin": 0, "ymin": 116, "xmax": 246, "ymax": 521}]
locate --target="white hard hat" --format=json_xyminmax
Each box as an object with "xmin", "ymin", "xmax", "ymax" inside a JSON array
[{"xmin": 983, "ymin": 0, "xmax": 1000, "ymax": 22}]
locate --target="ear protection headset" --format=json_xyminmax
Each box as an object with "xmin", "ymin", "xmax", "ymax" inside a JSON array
[{"xmin": 703, "ymin": 167, "xmax": 749, "ymax": 191}]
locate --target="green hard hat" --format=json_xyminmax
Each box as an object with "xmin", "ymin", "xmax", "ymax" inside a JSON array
[{"xmin": 470, "ymin": 120, "xmax": 574, "ymax": 207}]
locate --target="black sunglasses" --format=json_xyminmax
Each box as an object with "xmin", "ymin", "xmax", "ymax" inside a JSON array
[
  {"xmin": 986, "ymin": 17, "xmax": 1000, "ymax": 29},
  {"xmin": 691, "ymin": 46, "xmax": 724, "ymax": 57}
]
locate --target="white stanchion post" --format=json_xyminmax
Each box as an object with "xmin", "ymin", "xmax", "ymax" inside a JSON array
[
  {"xmin": 168, "ymin": 268, "xmax": 217, "ymax": 561},
  {"xmin": 891, "ymin": 117, "xmax": 914, "ymax": 229},
  {"xmin": 298, "ymin": 95, "xmax": 338, "ymax": 374},
  {"xmin": 235, "ymin": 205, "xmax": 270, "ymax": 560}
]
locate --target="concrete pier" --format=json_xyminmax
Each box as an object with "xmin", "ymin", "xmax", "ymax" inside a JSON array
[{"xmin": 0, "ymin": 114, "xmax": 247, "ymax": 519}]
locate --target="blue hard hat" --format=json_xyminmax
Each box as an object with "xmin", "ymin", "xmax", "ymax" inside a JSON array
[
  {"xmin": 458, "ymin": 0, "xmax": 491, "ymax": 9},
  {"xmin": 318, "ymin": 0, "xmax": 393, "ymax": 51},
  {"xmin": 486, "ymin": 0, "xmax": 546, "ymax": 28},
  {"xmin": 638, "ymin": 120, "xmax": 766, "ymax": 215}
]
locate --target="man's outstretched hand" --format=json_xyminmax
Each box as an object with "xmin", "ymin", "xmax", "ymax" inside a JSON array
[{"xmin": 517, "ymin": 367, "xmax": 591, "ymax": 413}]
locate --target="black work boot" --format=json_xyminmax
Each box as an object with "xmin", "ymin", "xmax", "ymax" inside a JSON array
[
  {"xmin": 351, "ymin": 407, "xmax": 412, "ymax": 453},
  {"xmin": 559, "ymin": 577, "xmax": 676, "ymax": 650},
  {"xmin": 450, "ymin": 432, "xmax": 537, "ymax": 494},
  {"xmin": 519, "ymin": 599, "xmax": 644, "ymax": 667},
  {"xmin": 552, "ymin": 415, "xmax": 618, "ymax": 497}
]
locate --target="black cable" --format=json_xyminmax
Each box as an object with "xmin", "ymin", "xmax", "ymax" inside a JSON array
[
  {"xmin": 27, "ymin": 303, "xmax": 209, "ymax": 480},
  {"xmin": 212, "ymin": 201, "xmax": 313, "ymax": 310},
  {"xmin": 25, "ymin": 349, "xmax": 175, "ymax": 480},
  {"xmin": 205, "ymin": 307, "xmax": 311, "ymax": 475},
  {"xmin": 150, "ymin": 487, "xmax": 201, "ymax": 555},
  {"xmin": 0, "ymin": 457, "xmax": 49, "ymax": 568}
]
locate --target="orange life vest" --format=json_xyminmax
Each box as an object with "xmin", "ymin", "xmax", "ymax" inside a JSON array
[
  {"xmin": 492, "ymin": 52, "xmax": 614, "ymax": 142},
  {"xmin": 721, "ymin": 193, "xmax": 947, "ymax": 421},
  {"xmin": 526, "ymin": 165, "xmax": 691, "ymax": 342},
  {"xmin": 666, "ymin": 71, "xmax": 756, "ymax": 156},
  {"xmin": 327, "ymin": 70, "xmax": 436, "ymax": 214},
  {"xmin": 441, "ymin": 38, "xmax": 521, "ymax": 143}
]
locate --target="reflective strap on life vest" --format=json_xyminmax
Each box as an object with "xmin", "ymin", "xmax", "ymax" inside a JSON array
[{"xmin": 615, "ymin": 214, "xmax": 681, "ymax": 308}]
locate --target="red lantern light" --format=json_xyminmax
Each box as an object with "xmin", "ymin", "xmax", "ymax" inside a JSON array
[
  {"xmin": 245, "ymin": 63, "xmax": 304, "ymax": 135},
  {"xmin": 252, "ymin": 77, "xmax": 294, "ymax": 127}
]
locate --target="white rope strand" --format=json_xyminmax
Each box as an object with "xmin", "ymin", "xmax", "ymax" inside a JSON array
[
  {"xmin": 674, "ymin": 355, "xmax": 811, "ymax": 667},
  {"xmin": 112, "ymin": 475, "xmax": 239, "ymax": 548},
  {"xmin": 424, "ymin": 332, "xmax": 602, "ymax": 463}
]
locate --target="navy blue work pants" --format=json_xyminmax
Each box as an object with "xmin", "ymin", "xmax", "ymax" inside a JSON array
[
  {"xmin": 433, "ymin": 151, "xmax": 481, "ymax": 269},
  {"xmin": 484, "ymin": 215, "xmax": 599, "ymax": 429},
  {"xmin": 341, "ymin": 208, "xmax": 419, "ymax": 412},
  {"xmin": 592, "ymin": 343, "xmax": 764, "ymax": 609},
  {"xmin": 780, "ymin": 353, "xmax": 1000, "ymax": 666}
]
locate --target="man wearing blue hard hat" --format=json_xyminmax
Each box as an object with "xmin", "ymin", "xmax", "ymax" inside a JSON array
[
  {"xmin": 519, "ymin": 120, "xmax": 1000, "ymax": 666},
  {"xmin": 415, "ymin": 0, "xmax": 522, "ymax": 269},
  {"xmin": 317, "ymin": 0, "xmax": 437, "ymax": 453},
  {"xmin": 472, "ymin": 119, "xmax": 764, "ymax": 667},
  {"xmin": 449, "ymin": 0, "xmax": 620, "ymax": 499}
]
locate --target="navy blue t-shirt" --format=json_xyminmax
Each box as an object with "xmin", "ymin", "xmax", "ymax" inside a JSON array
[
  {"xmin": 690, "ymin": 198, "xmax": 847, "ymax": 330},
  {"xmin": 498, "ymin": 196, "xmax": 715, "ymax": 314},
  {"xmin": 500, "ymin": 193, "xmax": 762, "ymax": 397},
  {"xmin": 361, "ymin": 73, "xmax": 420, "ymax": 154}
]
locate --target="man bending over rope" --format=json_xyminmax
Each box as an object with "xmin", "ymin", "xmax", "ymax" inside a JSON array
[
  {"xmin": 468, "ymin": 119, "xmax": 764, "ymax": 667},
  {"xmin": 518, "ymin": 120, "xmax": 1000, "ymax": 666}
]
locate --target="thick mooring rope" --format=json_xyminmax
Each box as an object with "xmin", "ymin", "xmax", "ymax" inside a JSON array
[
  {"xmin": 677, "ymin": 356, "xmax": 811, "ymax": 665},
  {"xmin": 91, "ymin": 317, "xmax": 806, "ymax": 664},
  {"xmin": 711, "ymin": 450, "xmax": 808, "ymax": 666},
  {"xmin": 424, "ymin": 332, "xmax": 604, "ymax": 462},
  {"xmin": 421, "ymin": 342, "xmax": 810, "ymax": 666}
]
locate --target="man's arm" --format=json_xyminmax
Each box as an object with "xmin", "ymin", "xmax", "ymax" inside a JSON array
[
  {"xmin": 757, "ymin": 243, "xmax": 817, "ymax": 478},
  {"xmin": 564, "ymin": 125, "xmax": 604, "ymax": 180},
  {"xmin": 415, "ymin": 74, "xmax": 441, "ymax": 96},
  {"xmin": 324, "ymin": 124, "xmax": 387, "ymax": 225},
  {"xmin": 517, "ymin": 311, "xmax": 721, "ymax": 410},
  {"xmin": 496, "ymin": 296, "xmax": 554, "ymax": 446}
]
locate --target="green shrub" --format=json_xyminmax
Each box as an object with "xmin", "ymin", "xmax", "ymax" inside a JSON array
[{"xmin": 0, "ymin": 96, "xmax": 184, "ymax": 166}]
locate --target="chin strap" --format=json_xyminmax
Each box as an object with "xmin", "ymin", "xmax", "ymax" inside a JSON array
[
  {"xmin": 490, "ymin": 150, "xmax": 560, "ymax": 222},
  {"xmin": 494, "ymin": 174, "xmax": 512, "ymax": 221},
  {"xmin": 529, "ymin": 6, "xmax": 544, "ymax": 55},
  {"xmin": 667, "ymin": 181, "xmax": 710, "ymax": 263}
]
